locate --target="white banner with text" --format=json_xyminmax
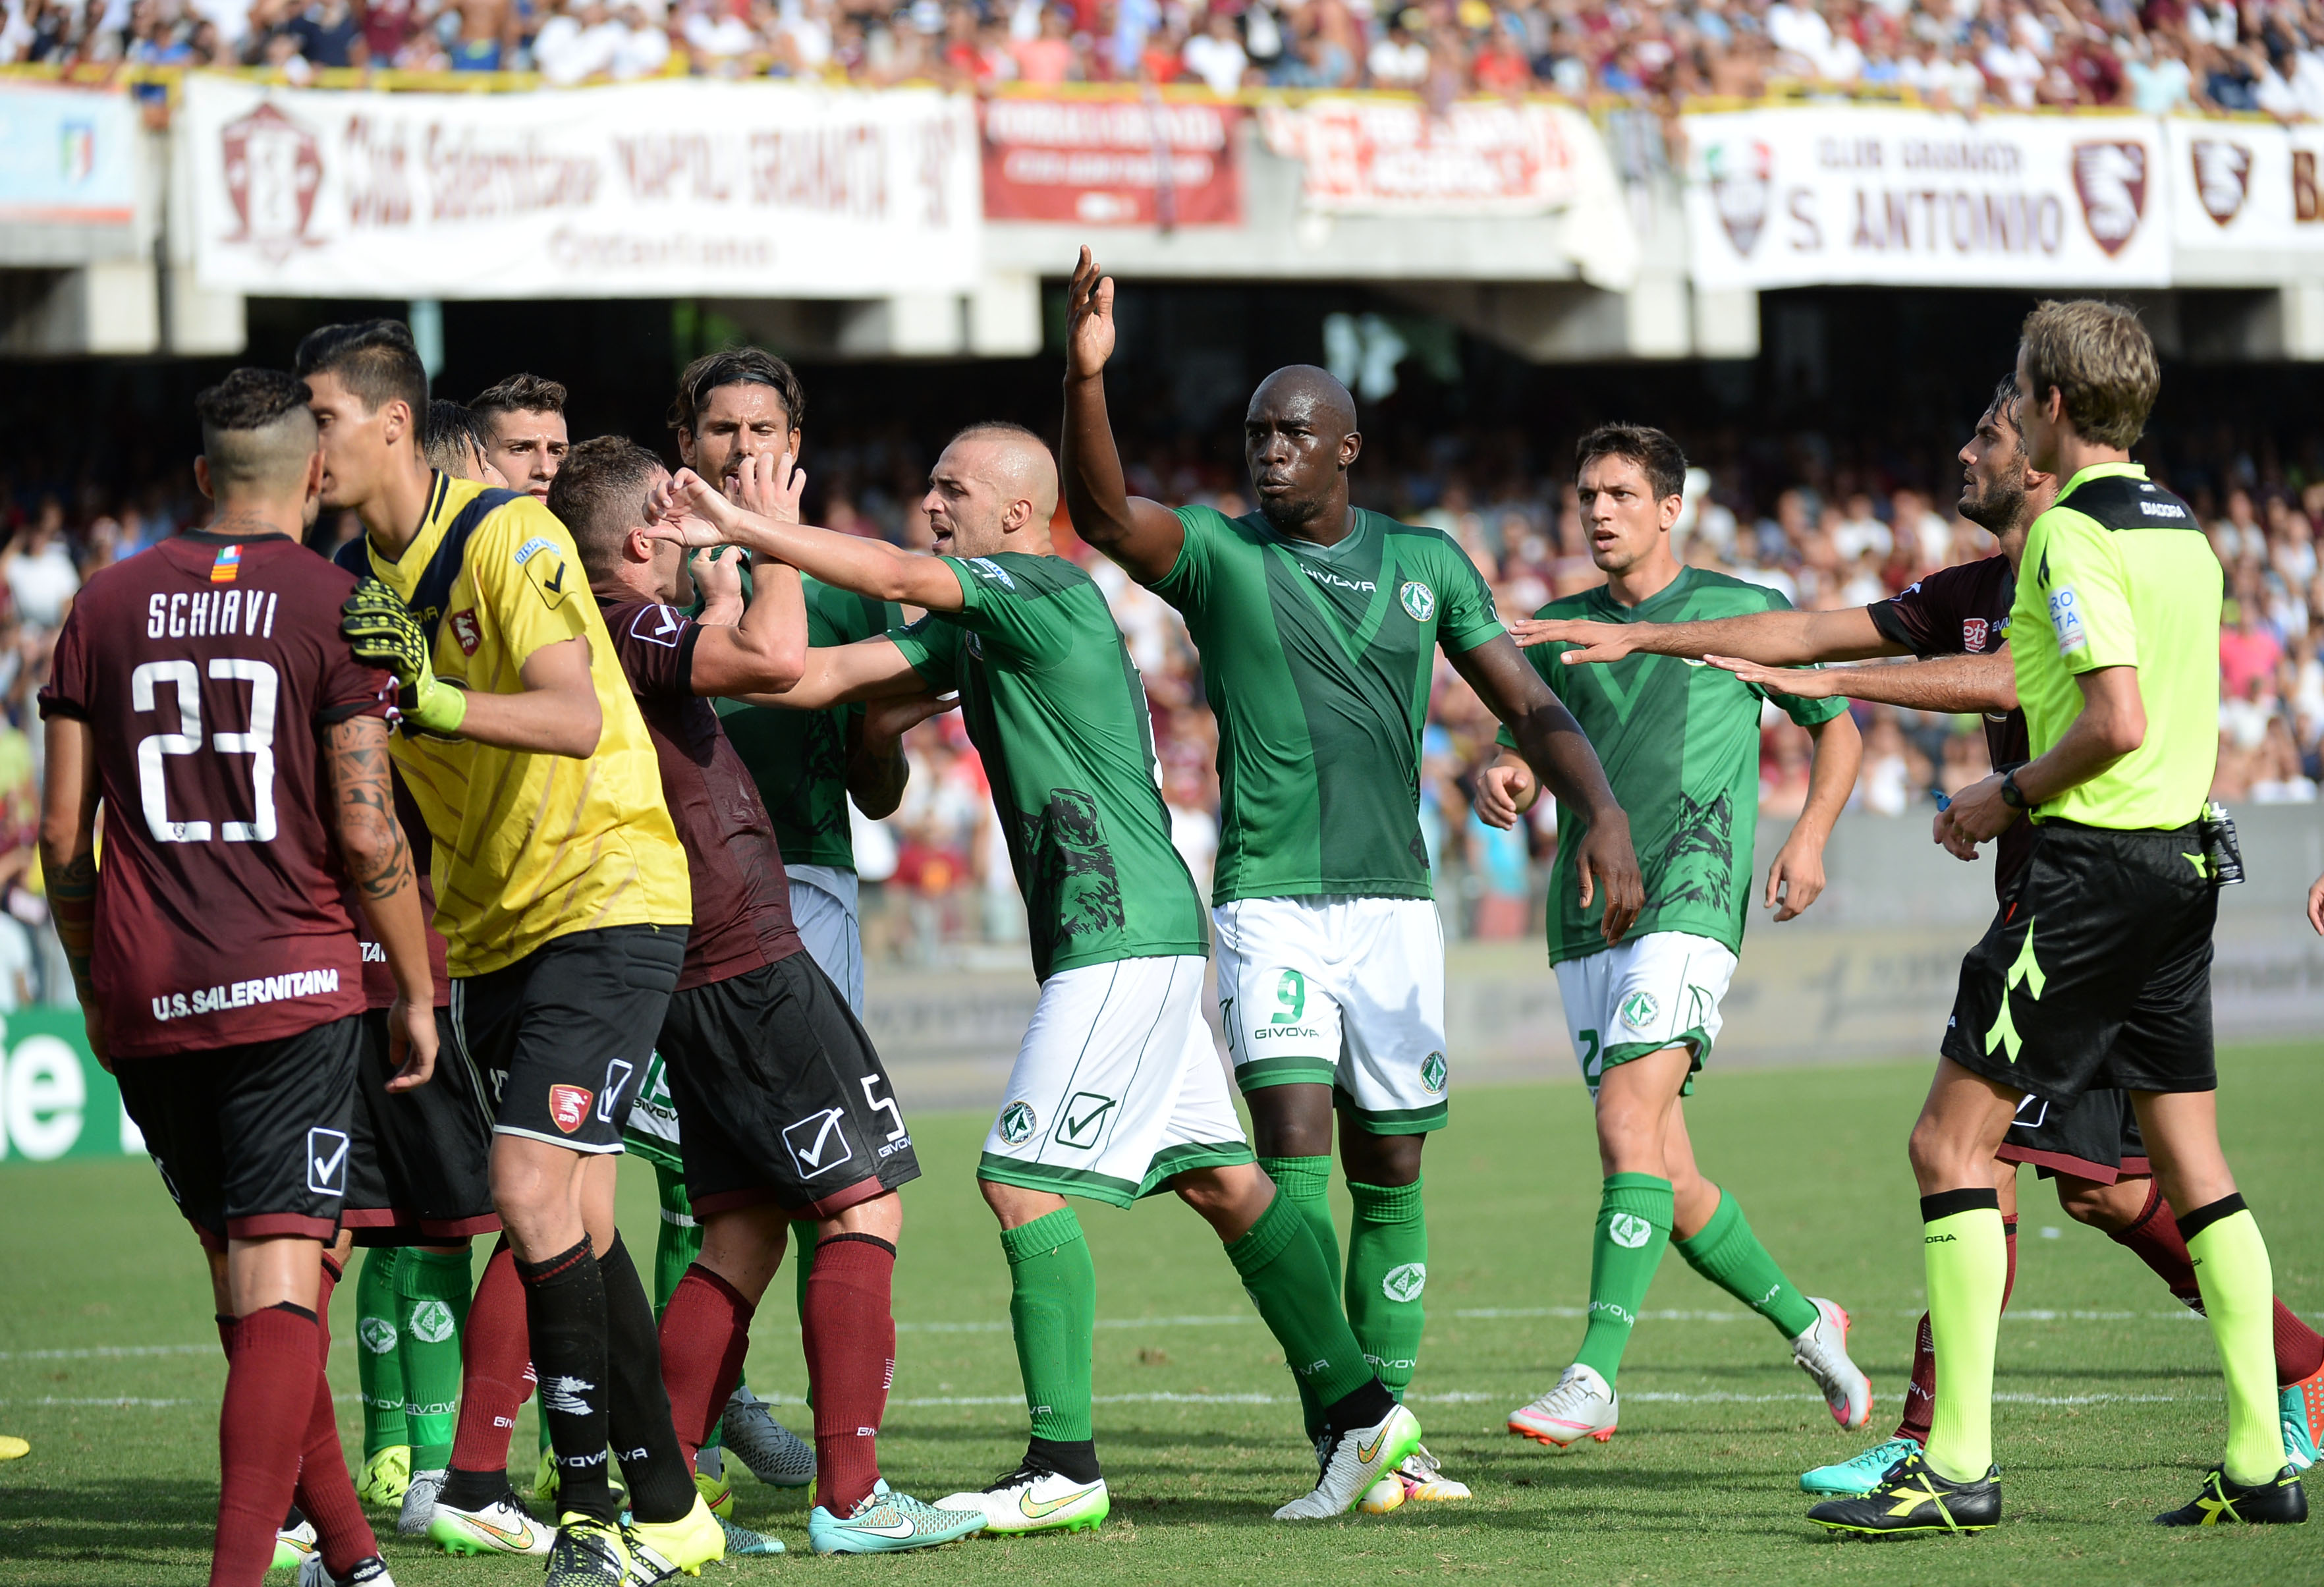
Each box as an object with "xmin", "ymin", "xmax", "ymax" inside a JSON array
[{"xmin": 182, "ymin": 74, "xmax": 982, "ymax": 298}]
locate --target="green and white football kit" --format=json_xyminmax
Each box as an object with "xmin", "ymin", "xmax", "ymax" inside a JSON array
[
  {"xmin": 1502, "ymin": 568, "xmax": 1869, "ymax": 1446},
  {"xmin": 895, "ymin": 549, "xmax": 1403, "ymax": 1526},
  {"xmin": 1156, "ymin": 504, "xmax": 1504, "ymax": 1133}
]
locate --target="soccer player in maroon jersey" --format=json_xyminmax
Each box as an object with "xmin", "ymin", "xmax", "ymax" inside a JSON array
[
  {"xmin": 1516, "ymin": 377, "xmax": 2324, "ymax": 1490},
  {"xmin": 556, "ymin": 436, "xmax": 985, "ymax": 1554},
  {"xmin": 37, "ymin": 368, "xmax": 437, "ymax": 1587}
]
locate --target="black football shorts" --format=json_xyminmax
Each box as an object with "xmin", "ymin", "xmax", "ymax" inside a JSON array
[
  {"xmin": 1943, "ymin": 821, "xmax": 2217, "ymax": 1107},
  {"xmin": 657, "ymin": 950, "xmax": 920, "ymax": 1219},
  {"xmin": 1996, "ymin": 1086, "xmax": 2150, "ymax": 1183},
  {"xmin": 452, "ymin": 924, "xmax": 687, "ymax": 1154},
  {"xmin": 115, "ymin": 1014, "xmax": 365, "ymax": 1251},
  {"xmin": 343, "ymin": 1005, "xmax": 500, "ymax": 1243}
]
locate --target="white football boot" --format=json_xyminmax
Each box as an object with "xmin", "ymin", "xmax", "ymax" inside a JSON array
[
  {"xmin": 1274, "ymin": 1403, "xmax": 1423, "ymax": 1520},
  {"xmin": 1507, "ymin": 1363, "xmax": 1619, "ymax": 1447},
  {"xmin": 1791, "ymin": 1298, "xmax": 1874, "ymax": 1430},
  {"xmin": 935, "ymin": 1462, "xmax": 1110, "ymax": 1535}
]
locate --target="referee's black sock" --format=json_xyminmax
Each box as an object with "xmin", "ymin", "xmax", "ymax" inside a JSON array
[
  {"xmin": 597, "ymin": 1233, "xmax": 697, "ymax": 1524},
  {"xmin": 514, "ymin": 1239, "xmax": 617, "ymax": 1526}
]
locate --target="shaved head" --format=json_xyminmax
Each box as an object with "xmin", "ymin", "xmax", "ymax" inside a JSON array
[
  {"xmin": 196, "ymin": 368, "xmax": 320, "ymax": 495},
  {"xmin": 1243, "ymin": 364, "xmax": 1362, "ymax": 539},
  {"xmin": 925, "ymin": 422, "xmax": 1060, "ymax": 559},
  {"xmin": 1249, "ymin": 365, "xmax": 1357, "ymax": 435}
]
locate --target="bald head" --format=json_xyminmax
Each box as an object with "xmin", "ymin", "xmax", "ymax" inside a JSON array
[
  {"xmin": 1249, "ymin": 365, "xmax": 1358, "ymax": 437},
  {"xmin": 926, "ymin": 422, "xmax": 1059, "ymax": 559}
]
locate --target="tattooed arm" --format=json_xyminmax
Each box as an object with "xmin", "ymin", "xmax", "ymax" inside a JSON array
[
  {"xmin": 325, "ymin": 714, "xmax": 438, "ymax": 1090},
  {"xmin": 37, "ymin": 715, "xmax": 105, "ymax": 1069}
]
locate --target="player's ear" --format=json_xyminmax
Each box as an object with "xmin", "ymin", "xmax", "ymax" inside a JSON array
[
  {"xmin": 1341, "ymin": 430, "xmax": 1363, "ymax": 469},
  {"xmin": 303, "ymin": 449, "xmax": 325, "ymax": 503},
  {"xmin": 194, "ymin": 455, "xmax": 215, "ymax": 501},
  {"xmin": 675, "ymin": 426, "xmax": 697, "ymax": 468}
]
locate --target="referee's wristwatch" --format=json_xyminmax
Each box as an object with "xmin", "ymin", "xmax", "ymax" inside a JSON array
[{"xmin": 1999, "ymin": 770, "xmax": 2029, "ymax": 810}]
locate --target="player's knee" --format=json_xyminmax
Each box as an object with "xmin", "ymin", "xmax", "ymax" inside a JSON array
[
  {"xmin": 2054, "ymin": 1174, "xmax": 2145, "ymax": 1233},
  {"xmin": 1341, "ymin": 1128, "xmax": 1422, "ymax": 1186}
]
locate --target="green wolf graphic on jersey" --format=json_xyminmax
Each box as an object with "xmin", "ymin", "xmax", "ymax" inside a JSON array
[
  {"xmin": 1501, "ymin": 568, "xmax": 1847, "ymax": 965},
  {"xmin": 889, "ymin": 552, "xmax": 1207, "ymax": 981},
  {"xmin": 1153, "ymin": 504, "xmax": 1505, "ymax": 904}
]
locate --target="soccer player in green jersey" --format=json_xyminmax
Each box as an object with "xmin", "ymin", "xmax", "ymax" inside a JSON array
[
  {"xmin": 1811, "ymin": 302, "xmax": 2304, "ymax": 1535},
  {"xmin": 648, "ymin": 428, "xmax": 1427, "ymax": 1525},
  {"xmin": 1060, "ymin": 249, "xmax": 1644, "ymax": 1507},
  {"xmin": 1474, "ymin": 424, "xmax": 1875, "ymax": 1451}
]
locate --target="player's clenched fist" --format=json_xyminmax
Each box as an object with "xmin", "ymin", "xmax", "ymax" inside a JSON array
[{"xmin": 341, "ymin": 576, "xmax": 468, "ymax": 735}]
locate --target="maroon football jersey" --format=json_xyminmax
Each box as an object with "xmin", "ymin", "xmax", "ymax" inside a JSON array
[
  {"xmin": 601, "ymin": 596, "xmax": 802, "ymax": 991},
  {"xmin": 346, "ymin": 770, "xmax": 451, "ymax": 1010},
  {"xmin": 39, "ymin": 532, "xmax": 391, "ymax": 1057},
  {"xmin": 1868, "ymin": 554, "xmax": 2033, "ymax": 891}
]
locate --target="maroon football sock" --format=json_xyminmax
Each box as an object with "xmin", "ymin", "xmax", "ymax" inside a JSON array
[
  {"xmin": 659, "ymin": 1264, "xmax": 754, "ymax": 1470},
  {"xmin": 803, "ymin": 1235, "xmax": 897, "ymax": 1515},
  {"xmin": 293, "ymin": 1259, "xmax": 377, "ymax": 1576},
  {"xmin": 1895, "ymin": 1218, "xmax": 2015, "ymax": 1443},
  {"xmin": 2276, "ymin": 1296, "xmax": 2324, "ymax": 1387},
  {"xmin": 445, "ymin": 1243, "xmax": 534, "ymax": 1496},
  {"xmin": 2116, "ymin": 1181, "xmax": 2324, "ymax": 1385},
  {"xmin": 213, "ymin": 1304, "xmax": 320, "ymax": 1587}
]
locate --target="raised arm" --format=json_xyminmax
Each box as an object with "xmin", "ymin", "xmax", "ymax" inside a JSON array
[
  {"xmin": 1510, "ymin": 604, "xmax": 1897, "ymax": 666},
  {"xmin": 1451, "ymin": 634, "xmax": 1645, "ymax": 944},
  {"xmin": 1706, "ymin": 648, "xmax": 2016, "ymax": 714},
  {"xmin": 1059, "ymin": 247, "xmax": 1186, "ymax": 585},
  {"xmin": 324, "ymin": 713, "xmax": 437, "ymax": 1089},
  {"xmin": 683, "ymin": 553, "xmax": 809, "ymax": 698},
  {"xmin": 37, "ymin": 714, "xmax": 103, "ymax": 1066}
]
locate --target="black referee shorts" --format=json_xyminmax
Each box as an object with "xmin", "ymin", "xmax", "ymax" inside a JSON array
[
  {"xmin": 657, "ymin": 950, "xmax": 920, "ymax": 1219},
  {"xmin": 1942, "ymin": 820, "xmax": 2217, "ymax": 1107},
  {"xmin": 1996, "ymin": 1087, "xmax": 2150, "ymax": 1184}
]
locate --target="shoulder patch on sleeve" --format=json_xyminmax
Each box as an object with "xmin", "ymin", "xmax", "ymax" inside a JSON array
[
  {"xmin": 514, "ymin": 535, "xmax": 574, "ymax": 609},
  {"xmin": 965, "ymin": 556, "xmax": 1017, "ymax": 590},
  {"xmin": 628, "ymin": 604, "xmax": 686, "ymax": 648},
  {"xmin": 2047, "ymin": 585, "xmax": 2088, "ymax": 654}
]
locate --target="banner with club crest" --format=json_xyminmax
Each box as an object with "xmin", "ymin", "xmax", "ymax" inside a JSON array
[{"xmin": 1682, "ymin": 107, "xmax": 2180, "ymax": 291}]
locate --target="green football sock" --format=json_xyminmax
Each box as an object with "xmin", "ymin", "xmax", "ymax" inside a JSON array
[
  {"xmin": 1672, "ymin": 1186, "xmax": 1821, "ymax": 1339},
  {"xmin": 2183, "ymin": 1200, "xmax": 2286, "ymax": 1486},
  {"xmin": 1229, "ymin": 1189, "xmax": 1378, "ymax": 1413},
  {"xmin": 1258, "ymin": 1155, "xmax": 1338, "ymax": 1437},
  {"xmin": 354, "ymin": 1248, "xmax": 407, "ymax": 1459},
  {"xmin": 397, "ymin": 1246, "xmax": 474, "ymax": 1474},
  {"xmin": 1344, "ymin": 1178, "xmax": 1426, "ymax": 1401},
  {"xmin": 999, "ymin": 1204, "xmax": 1097, "ymax": 1443},
  {"xmin": 1922, "ymin": 1191, "xmax": 2007, "ymax": 1484},
  {"xmin": 1573, "ymin": 1173, "xmax": 1673, "ymax": 1390},
  {"xmin": 651, "ymin": 1163, "xmax": 703, "ymax": 1319}
]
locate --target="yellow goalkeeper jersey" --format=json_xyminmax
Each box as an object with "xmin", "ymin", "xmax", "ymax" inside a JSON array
[{"xmin": 337, "ymin": 472, "xmax": 690, "ymax": 976}]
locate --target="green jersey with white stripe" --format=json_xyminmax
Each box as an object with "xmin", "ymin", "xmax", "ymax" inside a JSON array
[
  {"xmin": 1501, "ymin": 568, "xmax": 1848, "ymax": 966},
  {"xmin": 889, "ymin": 552, "xmax": 1207, "ymax": 982},
  {"xmin": 1153, "ymin": 504, "xmax": 1505, "ymax": 904}
]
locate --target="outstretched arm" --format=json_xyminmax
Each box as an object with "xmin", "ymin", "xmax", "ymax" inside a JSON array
[
  {"xmin": 734, "ymin": 636, "xmax": 937, "ymax": 713},
  {"xmin": 1764, "ymin": 711, "xmax": 1860, "ymax": 923},
  {"xmin": 1510, "ymin": 605, "xmax": 1897, "ymax": 666},
  {"xmin": 1060, "ymin": 247, "xmax": 1186, "ymax": 585},
  {"xmin": 1453, "ymin": 634, "xmax": 1645, "ymax": 945},
  {"xmin": 1707, "ymin": 648, "xmax": 2015, "ymax": 713}
]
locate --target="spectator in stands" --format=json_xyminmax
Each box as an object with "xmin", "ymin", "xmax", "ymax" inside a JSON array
[{"xmin": 1, "ymin": 500, "xmax": 78, "ymax": 637}]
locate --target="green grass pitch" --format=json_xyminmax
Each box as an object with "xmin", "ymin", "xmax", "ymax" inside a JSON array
[{"xmin": 3, "ymin": 1044, "xmax": 2317, "ymax": 1585}]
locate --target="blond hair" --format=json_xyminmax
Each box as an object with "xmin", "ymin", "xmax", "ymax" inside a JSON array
[{"xmin": 2018, "ymin": 299, "xmax": 2159, "ymax": 451}]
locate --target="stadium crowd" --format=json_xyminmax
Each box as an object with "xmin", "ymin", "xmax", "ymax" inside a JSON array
[
  {"xmin": 8, "ymin": 0, "xmax": 2324, "ymax": 117},
  {"xmin": 1, "ymin": 407, "xmax": 2315, "ymax": 965}
]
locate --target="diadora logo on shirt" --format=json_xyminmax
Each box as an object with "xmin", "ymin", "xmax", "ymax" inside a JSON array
[
  {"xmin": 1055, "ymin": 1091, "xmax": 1117, "ymax": 1150},
  {"xmin": 997, "ymin": 1101, "xmax": 1038, "ymax": 1145},
  {"xmin": 548, "ymin": 1085, "xmax": 592, "ymax": 1134},
  {"xmin": 2136, "ymin": 493, "xmax": 2188, "ymax": 519},
  {"xmin": 783, "ymin": 1107, "xmax": 856, "ymax": 1177},
  {"xmin": 1398, "ymin": 580, "xmax": 1435, "ymax": 622},
  {"xmin": 306, "ymin": 1127, "xmax": 350, "ymax": 1195},
  {"xmin": 968, "ymin": 557, "xmax": 1016, "ymax": 589},
  {"xmin": 1420, "ymin": 1052, "xmax": 1447, "ymax": 1094}
]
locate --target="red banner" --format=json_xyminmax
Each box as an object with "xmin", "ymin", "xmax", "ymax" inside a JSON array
[{"xmin": 980, "ymin": 96, "xmax": 1242, "ymax": 226}]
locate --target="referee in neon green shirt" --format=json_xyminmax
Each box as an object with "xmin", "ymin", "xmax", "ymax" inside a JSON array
[{"xmin": 1808, "ymin": 300, "xmax": 2306, "ymax": 1536}]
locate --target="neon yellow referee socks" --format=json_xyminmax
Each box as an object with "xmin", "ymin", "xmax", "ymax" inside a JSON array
[
  {"xmin": 1921, "ymin": 1188, "xmax": 2006, "ymax": 1484},
  {"xmin": 2180, "ymin": 1195, "xmax": 2286, "ymax": 1486}
]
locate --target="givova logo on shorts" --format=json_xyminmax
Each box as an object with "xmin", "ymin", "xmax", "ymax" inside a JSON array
[
  {"xmin": 1609, "ymin": 1212, "xmax": 1655, "ymax": 1249},
  {"xmin": 1381, "ymin": 1262, "xmax": 1427, "ymax": 1302},
  {"xmin": 998, "ymin": 1101, "xmax": 1038, "ymax": 1146},
  {"xmin": 409, "ymin": 1301, "xmax": 456, "ymax": 1345}
]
